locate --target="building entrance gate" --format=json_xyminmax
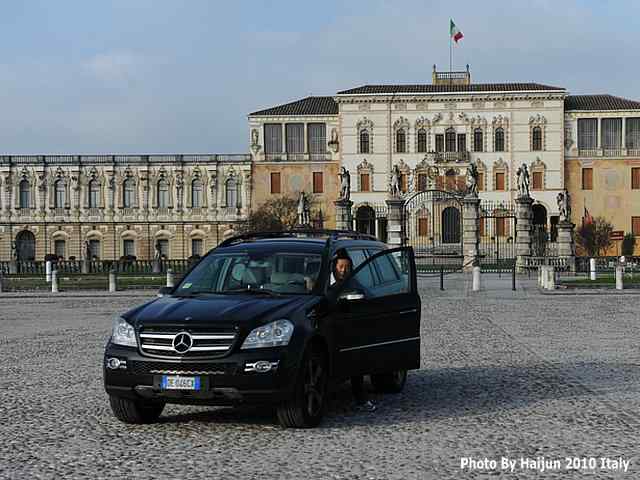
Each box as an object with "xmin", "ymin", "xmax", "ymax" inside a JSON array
[
  {"xmin": 402, "ymin": 190, "xmax": 464, "ymax": 271},
  {"xmin": 479, "ymin": 200, "xmax": 517, "ymax": 271}
]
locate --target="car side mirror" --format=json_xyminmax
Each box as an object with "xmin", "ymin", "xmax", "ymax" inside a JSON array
[
  {"xmin": 338, "ymin": 289, "xmax": 365, "ymax": 302},
  {"xmin": 157, "ymin": 286, "xmax": 173, "ymax": 297}
]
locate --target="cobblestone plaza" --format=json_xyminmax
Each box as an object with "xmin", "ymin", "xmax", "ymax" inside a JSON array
[{"xmin": 1, "ymin": 277, "xmax": 638, "ymax": 479}]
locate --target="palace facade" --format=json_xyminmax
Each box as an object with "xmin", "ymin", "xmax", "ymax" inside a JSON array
[{"xmin": 0, "ymin": 154, "xmax": 251, "ymax": 261}]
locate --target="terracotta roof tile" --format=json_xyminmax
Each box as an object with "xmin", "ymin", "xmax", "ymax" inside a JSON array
[
  {"xmin": 250, "ymin": 96, "xmax": 338, "ymax": 116},
  {"xmin": 565, "ymin": 94, "xmax": 640, "ymax": 111}
]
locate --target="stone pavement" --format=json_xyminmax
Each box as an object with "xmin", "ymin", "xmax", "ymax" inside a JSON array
[{"xmin": 0, "ymin": 275, "xmax": 638, "ymax": 479}]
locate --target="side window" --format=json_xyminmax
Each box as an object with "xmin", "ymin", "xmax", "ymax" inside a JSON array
[
  {"xmin": 347, "ymin": 248, "xmax": 368, "ymax": 268},
  {"xmin": 344, "ymin": 249, "xmax": 411, "ymax": 298}
]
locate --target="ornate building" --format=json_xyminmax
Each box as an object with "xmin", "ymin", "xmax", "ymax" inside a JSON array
[{"xmin": 0, "ymin": 154, "xmax": 251, "ymax": 261}]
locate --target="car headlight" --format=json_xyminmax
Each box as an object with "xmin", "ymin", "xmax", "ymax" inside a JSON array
[
  {"xmin": 111, "ymin": 316, "xmax": 137, "ymax": 347},
  {"xmin": 241, "ymin": 319, "xmax": 294, "ymax": 349}
]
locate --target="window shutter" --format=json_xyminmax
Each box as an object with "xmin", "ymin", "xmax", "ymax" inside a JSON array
[
  {"xmin": 582, "ymin": 168, "xmax": 593, "ymax": 190},
  {"xmin": 532, "ymin": 171, "xmax": 543, "ymax": 190},
  {"xmin": 633, "ymin": 168, "xmax": 640, "ymax": 189},
  {"xmin": 312, "ymin": 172, "xmax": 323, "ymax": 193},
  {"xmin": 360, "ymin": 173, "xmax": 370, "ymax": 192},
  {"xmin": 495, "ymin": 172, "xmax": 505, "ymax": 191},
  {"xmin": 496, "ymin": 217, "xmax": 506, "ymax": 237},
  {"xmin": 435, "ymin": 176, "xmax": 444, "ymax": 190},
  {"xmin": 477, "ymin": 172, "xmax": 484, "ymax": 191},
  {"xmin": 418, "ymin": 218, "xmax": 429, "ymax": 236},
  {"xmin": 270, "ymin": 172, "xmax": 281, "ymax": 194},
  {"xmin": 633, "ymin": 217, "xmax": 640, "ymax": 236}
]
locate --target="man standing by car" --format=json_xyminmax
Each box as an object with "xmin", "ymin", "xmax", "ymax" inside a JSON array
[{"xmin": 331, "ymin": 249, "xmax": 376, "ymax": 412}]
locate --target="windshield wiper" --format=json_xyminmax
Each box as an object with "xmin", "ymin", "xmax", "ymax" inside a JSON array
[{"xmin": 221, "ymin": 288, "xmax": 281, "ymax": 297}]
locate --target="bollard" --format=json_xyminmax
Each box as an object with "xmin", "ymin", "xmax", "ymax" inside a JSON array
[
  {"xmin": 166, "ymin": 268, "xmax": 175, "ymax": 288},
  {"xmin": 512, "ymin": 262, "xmax": 516, "ymax": 291},
  {"xmin": 109, "ymin": 269, "xmax": 117, "ymax": 293},
  {"xmin": 439, "ymin": 266, "xmax": 444, "ymax": 291},
  {"xmin": 546, "ymin": 266, "xmax": 555, "ymax": 290},
  {"xmin": 0, "ymin": 272, "xmax": 4, "ymax": 293},
  {"xmin": 51, "ymin": 269, "xmax": 59, "ymax": 293},
  {"xmin": 472, "ymin": 266, "xmax": 481, "ymax": 292},
  {"xmin": 539, "ymin": 266, "xmax": 545, "ymax": 288},
  {"xmin": 590, "ymin": 258, "xmax": 597, "ymax": 281},
  {"xmin": 46, "ymin": 260, "xmax": 52, "ymax": 283},
  {"xmin": 616, "ymin": 265, "xmax": 624, "ymax": 290}
]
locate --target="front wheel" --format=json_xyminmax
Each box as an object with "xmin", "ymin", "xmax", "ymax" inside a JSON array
[
  {"xmin": 371, "ymin": 370, "xmax": 407, "ymax": 393},
  {"xmin": 109, "ymin": 395, "xmax": 165, "ymax": 424},
  {"xmin": 277, "ymin": 347, "xmax": 328, "ymax": 428}
]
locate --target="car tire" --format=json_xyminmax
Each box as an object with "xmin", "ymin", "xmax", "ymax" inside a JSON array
[
  {"xmin": 277, "ymin": 347, "xmax": 328, "ymax": 428},
  {"xmin": 371, "ymin": 370, "xmax": 407, "ymax": 393},
  {"xmin": 109, "ymin": 395, "xmax": 165, "ymax": 424}
]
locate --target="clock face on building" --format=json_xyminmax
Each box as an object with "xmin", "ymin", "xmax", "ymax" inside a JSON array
[{"xmin": 427, "ymin": 166, "xmax": 440, "ymax": 179}]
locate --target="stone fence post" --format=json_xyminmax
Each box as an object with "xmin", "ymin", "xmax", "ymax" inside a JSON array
[
  {"xmin": 385, "ymin": 198, "xmax": 405, "ymax": 247},
  {"xmin": 462, "ymin": 194, "xmax": 480, "ymax": 272},
  {"xmin": 334, "ymin": 200, "xmax": 353, "ymax": 231},
  {"xmin": 515, "ymin": 195, "xmax": 534, "ymax": 272},
  {"xmin": 556, "ymin": 221, "xmax": 576, "ymax": 272}
]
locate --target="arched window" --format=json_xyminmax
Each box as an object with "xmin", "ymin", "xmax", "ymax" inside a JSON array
[
  {"xmin": 445, "ymin": 128, "xmax": 456, "ymax": 152},
  {"xmin": 396, "ymin": 129, "xmax": 406, "ymax": 153},
  {"xmin": 226, "ymin": 178, "xmax": 238, "ymax": 208},
  {"xmin": 191, "ymin": 179, "xmax": 203, "ymax": 208},
  {"xmin": 157, "ymin": 179, "xmax": 169, "ymax": 208},
  {"xmin": 532, "ymin": 126, "xmax": 542, "ymax": 151},
  {"xmin": 123, "ymin": 179, "xmax": 135, "ymax": 208},
  {"xmin": 54, "ymin": 239, "xmax": 66, "ymax": 259},
  {"xmin": 442, "ymin": 207, "xmax": 461, "ymax": 244},
  {"xmin": 89, "ymin": 180, "xmax": 100, "ymax": 208},
  {"xmin": 417, "ymin": 128, "xmax": 427, "ymax": 153},
  {"xmin": 359, "ymin": 130, "xmax": 370, "ymax": 154},
  {"xmin": 474, "ymin": 128, "xmax": 484, "ymax": 152},
  {"xmin": 19, "ymin": 180, "xmax": 30, "ymax": 209},
  {"xmin": 495, "ymin": 128, "xmax": 505, "ymax": 152},
  {"xmin": 54, "ymin": 180, "xmax": 65, "ymax": 208}
]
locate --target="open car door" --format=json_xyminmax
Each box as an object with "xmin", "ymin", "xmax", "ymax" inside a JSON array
[{"xmin": 332, "ymin": 246, "xmax": 420, "ymax": 379}]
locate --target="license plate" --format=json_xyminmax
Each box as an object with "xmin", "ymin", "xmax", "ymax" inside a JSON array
[{"xmin": 161, "ymin": 375, "xmax": 201, "ymax": 390}]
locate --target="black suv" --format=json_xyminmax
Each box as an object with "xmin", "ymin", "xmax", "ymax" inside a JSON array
[{"xmin": 104, "ymin": 230, "xmax": 421, "ymax": 428}]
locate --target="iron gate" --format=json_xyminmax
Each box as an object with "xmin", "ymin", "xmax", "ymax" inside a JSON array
[
  {"xmin": 402, "ymin": 190, "xmax": 464, "ymax": 271},
  {"xmin": 479, "ymin": 201, "xmax": 517, "ymax": 271}
]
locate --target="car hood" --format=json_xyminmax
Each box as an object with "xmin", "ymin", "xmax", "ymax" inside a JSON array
[{"xmin": 127, "ymin": 294, "xmax": 312, "ymax": 330}]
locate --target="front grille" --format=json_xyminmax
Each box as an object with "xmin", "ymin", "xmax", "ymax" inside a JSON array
[
  {"xmin": 129, "ymin": 361, "xmax": 239, "ymax": 376},
  {"xmin": 138, "ymin": 327, "xmax": 237, "ymax": 358}
]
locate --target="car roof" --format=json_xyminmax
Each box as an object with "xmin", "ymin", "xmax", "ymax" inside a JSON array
[{"xmin": 214, "ymin": 236, "xmax": 386, "ymax": 254}]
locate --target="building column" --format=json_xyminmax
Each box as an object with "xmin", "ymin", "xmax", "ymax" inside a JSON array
[
  {"xmin": 385, "ymin": 198, "xmax": 404, "ymax": 247},
  {"xmin": 462, "ymin": 194, "xmax": 480, "ymax": 272},
  {"xmin": 334, "ymin": 199, "xmax": 353, "ymax": 231},
  {"xmin": 515, "ymin": 195, "xmax": 534, "ymax": 272}
]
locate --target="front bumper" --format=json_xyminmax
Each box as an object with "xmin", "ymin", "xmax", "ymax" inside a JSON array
[{"xmin": 103, "ymin": 343, "xmax": 299, "ymax": 406}]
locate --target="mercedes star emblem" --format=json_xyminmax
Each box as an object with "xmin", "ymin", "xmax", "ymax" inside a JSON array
[{"xmin": 172, "ymin": 332, "xmax": 193, "ymax": 354}]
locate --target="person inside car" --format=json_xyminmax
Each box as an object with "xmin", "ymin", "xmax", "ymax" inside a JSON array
[{"xmin": 330, "ymin": 249, "xmax": 376, "ymax": 413}]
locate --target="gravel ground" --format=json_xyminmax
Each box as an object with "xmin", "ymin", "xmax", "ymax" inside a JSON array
[{"xmin": 0, "ymin": 276, "xmax": 639, "ymax": 479}]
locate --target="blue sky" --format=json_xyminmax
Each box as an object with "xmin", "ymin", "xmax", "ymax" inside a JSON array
[{"xmin": 0, "ymin": 0, "xmax": 638, "ymax": 154}]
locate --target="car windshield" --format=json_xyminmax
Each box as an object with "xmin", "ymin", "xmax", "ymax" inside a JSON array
[{"xmin": 175, "ymin": 250, "xmax": 323, "ymax": 295}]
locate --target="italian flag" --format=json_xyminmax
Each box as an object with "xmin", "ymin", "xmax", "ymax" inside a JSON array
[{"xmin": 450, "ymin": 19, "xmax": 463, "ymax": 44}]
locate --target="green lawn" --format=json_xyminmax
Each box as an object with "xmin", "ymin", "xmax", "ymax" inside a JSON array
[{"xmin": 559, "ymin": 274, "xmax": 640, "ymax": 287}]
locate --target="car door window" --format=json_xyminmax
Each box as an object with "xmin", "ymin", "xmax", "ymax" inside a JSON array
[{"xmin": 343, "ymin": 248, "xmax": 412, "ymax": 299}]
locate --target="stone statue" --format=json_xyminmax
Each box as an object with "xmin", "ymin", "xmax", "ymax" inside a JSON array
[
  {"xmin": 108, "ymin": 176, "xmax": 116, "ymax": 191},
  {"xmin": 38, "ymin": 174, "xmax": 47, "ymax": 192},
  {"xmin": 466, "ymin": 163, "xmax": 479, "ymax": 196},
  {"xmin": 297, "ymin": 192, "xmax": 310, "ymax": 225},
  {"xmin": 390, "ymin": 165, "xmax": 401, "ymax": 197},
  {"xmin": 516, "ymin": 164, "xmax": 530, "ymax": 197},
  {"xmin": 84, "ymin": 241, "xmax": 92, "ymax": 260},
  {"xmin": 338, "ymin": 167, "xmax": 350, "ymax": 201},
  {"xmin": 251, "ymin": 129, "xmax": 259, "ymax": 146},
  {"xmin": 154, "ymin": 241, "xmax": 162, "ymax": 261},
  {"xmin": 557, "ymin": 190, "xmax": 571, "ymax": 222},
  {"xmin": 11, "ymin": 240, "xmax": 17, "ymax": 261},
  {"xmin": 407, "ymin": 170, "xmax": 415, "ymax": 194}
]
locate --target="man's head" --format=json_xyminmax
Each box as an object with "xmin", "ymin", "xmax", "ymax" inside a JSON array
[{"xmin": 333, "ymin": 248, "xmax": 352, "ymax": 282}]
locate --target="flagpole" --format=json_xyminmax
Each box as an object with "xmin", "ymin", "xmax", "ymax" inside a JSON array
[{"xmin": 449, "ymin": 30, "xmax": 452, "ymax": 85}]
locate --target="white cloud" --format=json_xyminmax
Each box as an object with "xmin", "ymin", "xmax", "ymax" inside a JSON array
[{"xmin": 84, "ymin": 51, "xmax": 137, "ymax": 83}]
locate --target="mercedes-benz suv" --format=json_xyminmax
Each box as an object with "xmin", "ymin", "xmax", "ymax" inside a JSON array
[{"xmin": 104, "ymin": 230, "xmax": 421, "ymax": 428}]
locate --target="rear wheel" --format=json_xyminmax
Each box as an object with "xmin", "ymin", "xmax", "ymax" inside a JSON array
[
  {"xmin": 109, "ymin": 395, "xmax": 165, "ymax": 424},
  {"xmin": 277, "ymin": 347, "xmax": 328, "ymax": 428},
  {"xmin": 371, "ymin": 370, "xmax": 407, "ymax": 393}
]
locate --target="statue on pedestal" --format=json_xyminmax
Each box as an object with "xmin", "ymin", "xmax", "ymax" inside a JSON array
[
  {"xmin": 557, "ymin": 190, "xmax": 572, "ymax": 222},
  {"xmin": 297, "ymin": 192, "xmax": 310, "ymax": 225},
  {"xmin": 466, "ymin": 164, "xmax": 479, "ymax": 196},
  {"xmin": 389, "ymin": 165, "xmax": 401, "ymax": 197},
  {"xmin": 516, "ymin": 164, "xmax": 530, "ymax": 197},
  {"xmin": 338, "ymin": 167, "xmax": 350, "ymax": 201}
]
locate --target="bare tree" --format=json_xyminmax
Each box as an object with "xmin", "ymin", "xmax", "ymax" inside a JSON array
[
  {"xmin": 239, "ymin": 195, "xmax": 314, "ymax": 233},
  {"xmin": 576, "ymin": 217, "xmax": 613, "ymax": 257}
]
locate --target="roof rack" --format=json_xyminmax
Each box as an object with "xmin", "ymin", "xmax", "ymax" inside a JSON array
[{"xmin": 218, "ymin": 229, "xmax": 378, "ymax": 248}]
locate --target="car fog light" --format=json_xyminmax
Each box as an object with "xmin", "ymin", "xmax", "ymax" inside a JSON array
[{"xmin": 106, "ymin": 357, "xmax": 127, "ymax": 370}]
